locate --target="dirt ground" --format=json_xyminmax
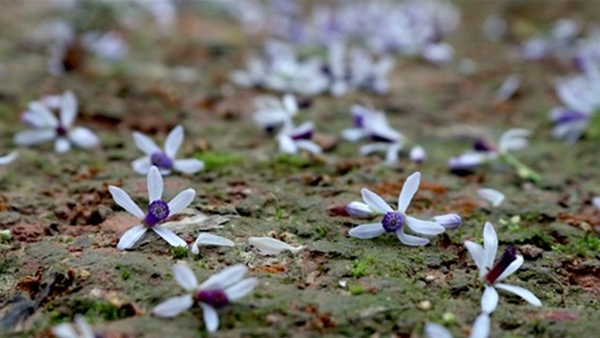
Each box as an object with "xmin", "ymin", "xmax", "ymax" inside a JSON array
[{"xmin": 1, "ymin": 1, "xmax": 600, "ymax": 338}]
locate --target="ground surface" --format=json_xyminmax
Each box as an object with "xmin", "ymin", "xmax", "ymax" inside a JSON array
[{"xmin": 1, "ymin": 1, "xmax": 600, "ymax": 338}]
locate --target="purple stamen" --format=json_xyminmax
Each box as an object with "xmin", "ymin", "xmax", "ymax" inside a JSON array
[
  {"xmin": 150, "ymin": 151, "xmax": 174, "ymax": 170},
  {"xmin": 144, "ymin": 200, "xmax": 170, "ymax": 227},
  {"xmin": 381, "ymin": 212, "xmax": 405, "ymax": 233},
  {"xmin": 553, "ymin": 110, "xmax": 588, "ymax": 125},
  {"xmin": 353, "ymin": 115, "xmax": 365, "ymax": 128},
  {"xmin": 473, "ymin": 139, "xmax": 494, "ymax": 152},
  {"xmin": 485, "ymin": 246, "xmax": 517, "ymax": 285},
  {"xmin": 291, "ymin": 129, "xmax": 313, "ymax": 140},
  {"xmin": 572, "ymin": 55, "xmax": 585, "ymax": 73},
  {"xmin": 194, "ymin": 289, "xmax": 229, "ymax": 309},
  {"xmin": 370, "ymin": 133, "xmax": 396, "ymax": 143},
  {"xmin": 56, "ymin": 125, "xmax": 67, "ymax": 137}
]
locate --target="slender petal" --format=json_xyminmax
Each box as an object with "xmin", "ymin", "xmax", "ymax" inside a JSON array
[
  {"xmin": 165, "ymin": 125, "xmax": 184, "ymax": 158},
  {"xmin": 173, "ymin": 159, "xmax": 205, "ymax": 174},
  {"xmin": 495, "ymin": 283, "xmax": 541, "ymax": 306},
  {"xmin": 498, "ymin": 128, "xmax": 531, "ymax": 153},
  {"xmin": 224, "ymin": 278, "xmax": 259, "ymax": 301},
  {"xmin": 167, "ymin": 189, "xmax": 196, "ymax": 215},
  {"xmin": 294, "ymin": 140, "xmax": 322, "ymax": 154},
  {"xmin": 478, "ymin": 188, "xmax": 505, "ymax": 207},
  {"xmin": 398, "ymin": 172, "xmax": 420, "ymax": 213},
  {"xmin": 469, "ymin": 313, "xmax": 490, "ymax": 338},
  {"xmin": 147, "ymin": 166, "xmax": 164, "ymax": 202},
  {"xmin": 481, "ymin": 285, "xmax": 499, "ymax": 314},
  {"xmin": 199, "ymin": 264, "xmax": 248, "ymax": 290},
  {"xmin": 172, "ymin": 264, "xmax": 198, "ymax": 291},
  {"xmin": 282, "ymin": 94, "xmax": 297, "ymax": 114},
  {"xmin": 496, "ymin": 255, "xmax": 524, "ymax": 282},
  {"xmin": 153, "ymin": 295, "xmax": 194, "ymax": 317},
  {"xmin": 0, "ymin": 152, "xmax": 18, "ymax": 165},
  {"xmin": 341, "ymin": 128, "xmax": 368, "ymax": 142},
  {"xmin": 153, "ymin": 226, "xmax": 187, "ymax": 247},
  {"xmin": 345, "ymin": 201, "xmax": 376, "ymax": 219},
  {"xmin": 483, "ymin": 222, "xmax": 498, "ymax": 270},
  {"xmin": 51, "ymin": 323, "xmax": 78, "ymax": 338},
  {"xmin": 108, "ymin": 186, "xmax": 145, "ymax": 218},
  {"xmin": 74, "ymin": 315, "xmax": 93, "ymax": 338},
  {"xmin": 54, "ymin": 137, "xmax": 71, "ymax": 154},
  {"xmin": 424, "ymin": 323, "xmax": 453, "ymax": 338},
  {"xmin": 132, "ymin": 156, "xmax": 152, "ymax": 175},
  {"xmin": 68, "ymin": 127, "xmax": 99, "ymax": 149},
  {"xmin": 248, "ymin": 237, "xmax": 304, "ymax": 255},
  {"xmin": 405, "ymin": 216, "xmax": 445, "ymax": 236},
  {"xmin": 361, "ymin": 188, "xmax": 393, "ymax": 213},
  {"xmin": 464, "ymin": 241, "xmax": 487, "ymax": 279},
  {"xmin": 117, "ymin": 224, "xmax": 147, "ymax": 250},
  {"xmin": 200, "ymin": 303, "xmax": 220, "ymax": 333},
  {"xmin": 384, "ymin": 142, "xmax": 401, "ymax": 163},
  {"xmin": 277, "ymin": 135, "xmax": 297, "ymax": 154},
  {"xmin": 60, "ymin": 91, "xmax": 78, "ymax": 128},
  {"xmin": 14, "ymin": 129, "xmax": 55, "ymax": 146},
  {"xmin": 28, "ymin": 102, "xmax": 58, "ymax": 127},
  {"xmin": 348, "ymin": 223, "xmax": 385, "ymax": 239},
  {"xmin": 133, "ymin": 131, "xmax": 161, "ymax": 155},
  {"xmin": 359, "ymin": 142, "xmax": 390, "ymax": 155},
  {"xmin": 397, "ymin": 229, "xmax": 429, "ymax": 246},
  {"xmin": 192, "ymin": 233, "xmax": 235, "ymax": 254}
]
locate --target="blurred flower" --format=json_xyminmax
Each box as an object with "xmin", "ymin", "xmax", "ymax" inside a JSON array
[
  {"xmin": 0, "ymin": 152, "xmax": 17, "ymax": 165},
  {"xmin": 494, "ymin": 74, "xmax": 520, "ymax": 104},
  {"xmin": 478, "ymin": 188, "xmax": 505, "ymax": 207},
  {"xmin": 520, "ymin": 18, "xmax": 580, "ymax": 61},
  {"xmin": 252, "ymin": 94, "xmax": 298, "ymax": 132},
  {"xmin": 425, "ymin": 313, "xmax": 490, "ymax": 338},
  {"xmin": 82, "ymin": 31, "xmax": 128, "ymax": 61},
  {"xmin": 409, "ymin": 145, "xmax": 426, "ymax": 163},
  {"xmin": 52, "ymin": 315, "xmax": 95, "ymax": 338},
  {"xmin": 431, "ymin": 213, "xmax": 461, "ymax": 230},
  {"xmin": 276, "ymin": 121, "xmax": 322, "ymax": 155}
]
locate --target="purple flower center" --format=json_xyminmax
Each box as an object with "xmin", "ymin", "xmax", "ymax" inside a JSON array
[
  {"xmin": 194, "ymin": 289, "xmax": 229, "ymax": 309},
  {"xmin": 554, "ymin": 110, "xmax": 588, "ymax": 125},
  {"xmin": 291, "ymin": 129, "xmax": 313, "ymax": 140},
  {"xmin": 473, "ymin": 139, "xmax": 494, "ymax": 152},
  {"xmin": 485, "ymin": 246, "xmax": 517, "ymax": 285},
  {"xmin": 150, "ymin": 151, "xmax": 173, "ymax": 170},
  {"xmin": 370, "ymin": 133, "xmax": 396, "ymax": 143},
  {"xmin": 353, "ymin": 115, "xmax": 364, "ymax": 128},
  {"xmin": 56, "ymin": 125, "xmax": 67, "ymax": 137},
  {"xmin": 381, "ymin": 212, "xmax": 405, "ymax": 233},
  {"xmin": 144, "ymin": 200, "xmax": 170, "ymax": 227}
]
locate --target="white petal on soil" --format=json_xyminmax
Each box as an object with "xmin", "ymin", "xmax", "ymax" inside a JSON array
[
  {"xmin": 173, "ymin": 159, "xmax": 205, "ymax": 174},
  {"xmin": 59, "ymin": 90, "xmax": 78, "ymax": 128},
  {"xmin": 481, "ymin": 285, "xmax": 499, "ymax": 314},
  {"xmin": 68, "ymin": 127, "xmax": 100, "ymax": 149},
  {"xmin": 384, "ymin": 142, "xmax": 401, "ymax": 164},
  {"xmin": 345, "ymin": 201, "xmax": 376, "ymax": 219},
  {"xmin": 361, "ymin": 188, "xmax": 393, "ymax": 213},
  {"xmin": 153, "ymin": 226, "xmax": 187, "ymax": 248},
  {"xmin": 108, "ymin": 186, "xmax": 145, "ymax": 218},
  {"xmin": 348, "ymin": 223, "xmax": 385, "ymax": 239},
  {"xmin": 14, "ymin": 129, "xmax": 55, "ymax": 146},
  {"xmin": 199, "ymin": 264, "xmax": 248, "ymax": 290},
  {"xmin": 54, "ymin": 137, "xmax": 71, "ymax": 154},
  {"xmin": 131, "ymin": 157, "xmax": 152, "ymax": 175},
  {"xmin": 464, "ymin": 241, "xmax": 486, "ymax": 279},
  {"xmin": 593, "ymin": 196, "xmax": 600, "ymax": 209},
  {"xmin": 248, "ymin": 237, "xmax": 305, "ymax": 255},
  {"xmin": 469, "ymin": 313, "xmax": 491, "ymax": 338},
  {"xmin": 478, "ymin": 188, "xmax": 505, "ymax": 207},
  {"xmin": 495, "ymin": 283, "xmax": 542, "ymax": 307},
  {"xmin": 172, "ymin": 264, "xmax": 198, "ymax": 291},
  {"xmin": 397, "ymin": 229, "xmax": 429, "ymax": 246},
  {"xmin": 224, "ymin": 277, "xmax": 259, "ymax": 301},
  {"xmin": 494, "ymin": 74, "xmax": 520, "ymax": 104},
  {"xmin": 191, "ymin": 233, "xmax": 235, "ymax": 254},
  {"xmin": 0, "ymin": 152, "xmax": 18, "ymax": 165},
  {"xmin": 28, "ymin": 101, "xmax": 59, "ymax": 127},
  {"xmin": 405, "ymin": 216, "xmax": 445, "ymax": 236},
  {"xmin": 74, "ymin": 315, "xmax": 94, "ymax": 338},
  {"xmin": 117, "ymin": 224, "xmax": 147, "ymax": 250},
  {"xmin": 200, "ymin": 303, "xmax": 220, "ymax": 333},
  {"xmin": 165, "ymin": 125, "xmax": 184, "ymax": 158},
  {"xmin": 341, "ymin": 128, "xmax": 368, "ymax": 142},
  {"xmin": 409, "ymin": 145, "xmax": 426, "ymax": 163},
  {"xmin": 51, "ymin": 322, "xmax": 78, "ymax": 338},
  {"xmin": 496, "ymin": 254, "xmax": 524, "ymax": 282},
  {"xmin": 167, "ymin": 189, "xmax": 196, "ymax": 216},
  {"xmin": 277, "ymin": 134, "xmax": 297, "ymax": 154},
  {"xmin": 483, "ymin": 222, "xmax": 498, "ymax": 270},
  {"xmin": 153, "ymin": 295, "xmax": 194, "ymax": 317},
  {"xmin": 133, "ymin": 131, "xmax": 161, "ymax": 155},
  {"xmin": 294, "ymin": 140, "xmax": 322, "ymax": 154},
  {"xmin": 147, "ymin": 166, "xmax": 164, "ymax": 202},
  {"xmin": 498, "ymin": 128, "xmax": 531, "ymax": 153},
  {"xmin": 359, "ymin": 142, "xmax": 390, "ymax": 155},
  {"xmin": 397, "ymin": 172, "xmax": 421, "ymax": 213},
  {"xmin": 282, "ymin": 93, "xmax": 298, "ymax": 114},
  {"xmin": 424, "ymin": 323, "xmax": 453, "ymax": 338}
]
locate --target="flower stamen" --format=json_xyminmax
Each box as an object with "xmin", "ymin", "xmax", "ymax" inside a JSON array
[
  {"xmin": 144, "ymin": 200, "xmax": 170, "ymax": 227},
  {"xmin": 485, "ymin": 246, "xmax": 517, "ymax": 285},
  {"xmin": 381, "ymin": 211, "xmax": 405, "ymax": 233}
]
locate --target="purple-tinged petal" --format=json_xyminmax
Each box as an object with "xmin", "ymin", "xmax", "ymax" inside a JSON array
[
  {"xmin": 348, "ymin": 222, "xmax": 385, "ymax": 239},
  {"xmin": 117, "ymin": 224, "xmax": 147, "ymax": 250},
  {"xmin": 164, "ymin": 125, "xmax": 183, "ymax": 158},
  {"xmin": 153, "ymin": 226, "xmax": 187, "ymax": 248},
  {"xmin": 172, "ymin": 264, "xmax": 198, "ymax": 291},
  {"xmin": 153, "ymin": 295, "xmax": 194, "ymax": 317},
  {"xmin": 361, "ymin": 188, "xmax": 393, "ymax": 213},
  {"xmin": 397, "ymin": 229, "xmax": 429, "ymax": 246},
  {"xmin": 167, "ymin": 188, "xmax": 196, "ymax": 216},
  {"xmin": 481, "ymin": 285, "xmax": 499, "ymax": 314},
  {"xmin": 495, "ymin": 283, "xmax": 541, "ymax": 306},
  {"xmin": 397, "ymin": 172, "xmax": 420, "ymax": 213},
  {"xmin": 108, "ymin": 186, "xmax": 145, "ymax": 218}
]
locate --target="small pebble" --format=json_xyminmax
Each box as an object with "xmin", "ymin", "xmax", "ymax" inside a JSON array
[{"xmin": 417, "ymin": 300, "xmax": 432, "ymax": 311}]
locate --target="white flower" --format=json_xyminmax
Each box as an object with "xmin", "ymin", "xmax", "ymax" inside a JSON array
[
  {"xmin": 345, "ymin": 201, "xmax": 376, "ymax": 219},
  {"xmin": 153, "ymin": 264, "xmax": 259, "ymax": 333},
  {"xmin": 494, "ymin": 74, "xmax": 520, "ymax": 104},
  {"xmin": 0, "ymin": 152, "xmax": 17, "ymax": 165},
  {"xmin": 348, "ymin": 172, "xmax": 445, "ymax": 246},
  {"xmin": 82, "ymin": 31, "xmax": 128, "ymax": 61},
  {"xmin": 252, "ymin": 94, "xmax": 298, "ymax": 131},
  {"xmin": 52, "ymin": 315, "xmax": 95, "ymax": 338},
  {"xmin": 423, "ymin": 42, "xmax": 454, "ymax": 65},
  {"xmin": 132, "ymin": 125, "xmax": 205, "ymax": 176},
  {"xmin": 191, "ymin": 233, "xmax": 235, "ymax": 255},
  {"xmin": 14, "ymin": 91, "xmax": 99, "ymax": 154},
  {"xmin": 276, "ymin": 121, "xmax": 322, "ymax": 155},
  {"xmin": 432, "ymin": 213, "xmax": 462, "ymax": 230},
  {"xmin": 464, "ymin": 222, "xmax": 542, "ymax": 314},
  {"xmin": 108, "ymin": 166, "xmax": 194, "ymax": 250},
  {"xmin": 425, "ymin": 313, "xmax": 490, "ymax": 338},
  {"xmin": 478, "ymin": 188, "xmax": 505, "ymax": 207},
  {"xmin": 248, "ymin": 236, "xmax": 305, "ymax": 255}
]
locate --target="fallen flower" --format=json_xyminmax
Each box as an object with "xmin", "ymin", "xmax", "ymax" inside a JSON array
[
  {"xmin": 432, "ymin": 213, "xmax": 462, "ymax": 230},
  {"xmin": 52, "ymin": 315, "xmax": 95, "ymax": 338},
  {"xmin": 248, "ymin": 236, "xmax": 305, "ymax": 255},
  {"xmin": 191, "ymin": 233, "xmax": 235, "ymax": 255},
  {"xmin": 593, "ymin": 196, "xmax": 600, "ymax": 209},
  {"xmin": 153, "ymin": 264, "xmax": 259, "ymax": 333},
  {"xmin": 14, "ymin": 91, "xmax": 99, "ymax": 154},
  {"xmin": 348, "ymin": 172, "xmax": 445, "ymax": 246},
  {"xmin": 0, "ymin": 151, "xmax": 17, "ymax": 165},
  {"xmin": 108, "ymin": 166, "xmax": 194, "ymax": 250},
  {"xmin": 132, "ymin": 125, "xmax": 205, "ymax": 175},
  {"xmin": 425, "ymin": 312, "xmax": 490, "ymax": 338},
  {"xmin": 477, "ymin": 188, "xmax": 505, "ymax": 207},
  {"xmin": 253, "ymin": 94, "xmax": 298, "ymax": 132},
  {"xmin": 276, "ymin": 121, "xmax": 322, "ymax": 155},
  {"xmin": 345, "ymin": 201, "xmax": 377, "ymax": 219},
  {"xmin": 409, "ymin": 145, "xmax": 427, "ymax": 163},
  {"xmin": 465, "ymin": 222, "xmax": 542, "ymax": 314}
]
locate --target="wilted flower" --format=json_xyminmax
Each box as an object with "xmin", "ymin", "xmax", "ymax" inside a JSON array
[
  {"xmin": 478, "ymin": 188, "xmax": 505, "ymax": 207},
  {"xmin": 348, "ymin": 172, "xmax": 445, "ymax": 246},
  {"xmin": 0, "ymin": 152, "xmax": 17, "ymax": 165},
  {"xmin": 153, "ymin": 264, "xmax": 259, "ymax": 333},
  {"xmin": 425, "ymin": 313, "xmax": 490, "ymax": 338},
  {"xmin": 465, "ymin": 222, "xmax": 542, "ymax": 314},
  {"xmin": 132, "ymin": 125, "xmax": 205, "ymax": 176},
  {"xmin": 108, "ymin": 166, "xmax": 194, "ymax": 250},
  {"xmin": 14, "ymin": 91, "xmax": 99, "ymax": 154},
  {"xmin": 252, "ymin": 94, "xmax": 298, "ymax": 132},
  {"xmin": 277, "ymin": 121, "xmax": 322, "ymax": 155},
  {"xmin": 52, "ymin": 315, "xmax": 95, "ymax": 338}
]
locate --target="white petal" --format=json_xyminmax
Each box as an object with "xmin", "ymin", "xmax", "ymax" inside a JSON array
[
  {"xmin": 384, "ymin": 142, "xmax": 401, "ymax": 164},
  {"xmin": 397, "ymin": 229, "xmax": 429, "ymax": 246},
  {"xmin": 117, "ymin": 224, "xmax": 147, "ymax": 250},
  {"xmin": 200, "ymin": 303, "xmax": 220, "ymax": 333},
  {"xmin": 478, "ymin": 188, "xmax": 505, "ymax": 207},
  {"xmin": 593, "ymin": 196, "xmax": 600, "ymax": 209},
  {"xmin": 165, "ymin": 125, "xmax": 184, "ymax": 158},
  {"xmin": 424, "ymin": 323, "xmax": 453, "ymax": 338},
  {"xmin": 469, "ymin": 313, "xmax": 491, "ymax": 338},
  {"xmin": 495, "ymin": 283, "xmax": 542, "ymax": 307},
  {"xmin": 167, "ymin": 189, "xmax": 196, "ymax": 216},
  {"xmin": 153, "ymin": 295, "xmax": 194, "ymax": 317},
  {"xmin": 14, "ymin": 129, "xmax": 55, "ymax": 146},
  {"xmin": 224, "ymin": 278, "xmax": 259, "ymax": 301},
  {"xmin": 199, "ymin": 264, "xmax": 248, "ymax": 290},
  {"xmin": 282, "ymin": 94, "xmax": 298, "ymax": 114},
  {"xmin": 494, "ymin": 74, "xmax": 520, "ymax": 104},
  {"xmin": 398, "ymin": 172, "xmax": 421, "ymax": 213},
  {"xmin": 0, "ymin": 152, "xmax": 18, "ymax": 165},
  {"xmin": 341, "ymin": 128, "xmax": 368, "ymax": 142},
  {"xmin": 345, "ymin": 201, "xmax": 376, "ymax": 219},
  {"xmin": 133, "ymin": 131, "xmax": 160, "ymax": 155},
  {"xmin": 405, "ymin": 217, "xmax": 445, "ymax": 236},
  {"xmin": 248, "ymin": 237, "xmax": 304, "ymax": 255},
  {"xmin": 153, "ymin": 226, "xmax": 187, "ymax": 248},
  {"xmin": 361, "ymin": 188, "xmax": 393, "ymax": 213},
  {"xmin": 131, "ymin": 157, "xmax": 152, "ymax": 175},
  {"xmin": 496, "ymin": 255, "xmax": 524, "ymax": 282},
  {"xmin": 481, "ymin": 285, "xmax": 499, "ymax": 314},
  {"xmin": 51, "ymin": 323, "xmax": 78, "ymax": 338},
  {"xmin": 74, "ymin": 315, "xmax": 93, "ymax": 338},
  {"xmin": 147, "ymin": 166, "xmax": 164, "ymax": 202},
  {"xmin": 172, "ymin": 264, "xmax": 198, "ymax": 291},
  {"xmin": 359, "ymin": 142, "xmax": 390, "ymax": 155},
  {"xmin": 498, "ymin": 128, "xmax": 531, "ymax": 153},
  {"xmin": 192, "ymin": 233, "xmax": 235, "ymax": 254},
  {"xmin": 108, "ymin": 186, "xmax": 145, "ymax": 218},
  {"xmin": 348, "ymin": 223, "xmax": 385, "ymax": 239},
  {"xmin": 277, "ymin": 135, "xmax": 297, "ymax": 154},
  {"xmin": 68, "ymin": 127, "xmax": 99, "ymax": 149},
  {"xmin": 464, "ymin": 241, "xmax": 487, "ymax": 279},
  {"xmin": 483, "ymin": 222, "xmax": 498, "ymax": 271},
  {"xmin": 409, "ymin": 145, "xmax": 426, "ymax": 163},
  {"xmin": 294, "ymin": 140, "xmax": 322, "ymax": 154},
  {"xmin": 173, "ymin": 159, "xmax": 205, "ymax": 174},
  {"xmin": 54, "ymin": 137, "xmax": 71, "ymax": 154},
  {"xmin": 28, "ymin": 102, "xmax": 58, "ymax": 127},
  {"xmin": 60, "ymin": 90, "xmax": 78, "ymax": 128}
]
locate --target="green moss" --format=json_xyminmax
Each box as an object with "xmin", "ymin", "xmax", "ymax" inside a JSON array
[
  {"xmin": 349, "ymin": 284, "xmax": 365, "ymax": 295},
  {"xmin": 314, "ymin": 225, "xmax": 327, "ymax": 239},
  {"xmin": 169, "ymin": 246, "xmax": 189, "ymax": 259},
  {"xmin": 49, "ymin": 299, "xmax": 135, "ymax": 324},
  {"xmin": 115, "ymin": 263, "xmax": 131, "ymax": 281},
  {"xmin": 552, "ymin": 235, "xmax": 600, "ymax": 257},
  {"xmin": 350, "ymin": 255, "xmax": 376, "ymax": 278},
  {"xmin": 194, "ymin": 152, "xmax": 244, "ymax": 171}
]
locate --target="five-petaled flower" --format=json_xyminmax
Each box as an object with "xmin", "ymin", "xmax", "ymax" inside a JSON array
[
  {"xmin": 108, "ymin": 166, "xmax": 195, "ymax": 250},
  {"xmin": 252, "ymin": 94, "xmax": 298, "ymax": 132},
  {"xmin": 14, "ymin": 91, "xmax": 100, "ymax": 154},
  {"xmin": 277, "ymin": 120, "xmax": 322, "ymax": 155},
  {"xmin": 132, "ymin": 125, "xmax": 205, "ymax": 175},
  {"xmin": 153, "ymin": 264, "xmax": 259, "ymax": 333},
  {"xmin": 464, "ymin": 222, "xmax": 542, "ymax": 314},
  {"xmin": 348, "ymin": 172, "xmax": 445, "ymax": 246}
]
